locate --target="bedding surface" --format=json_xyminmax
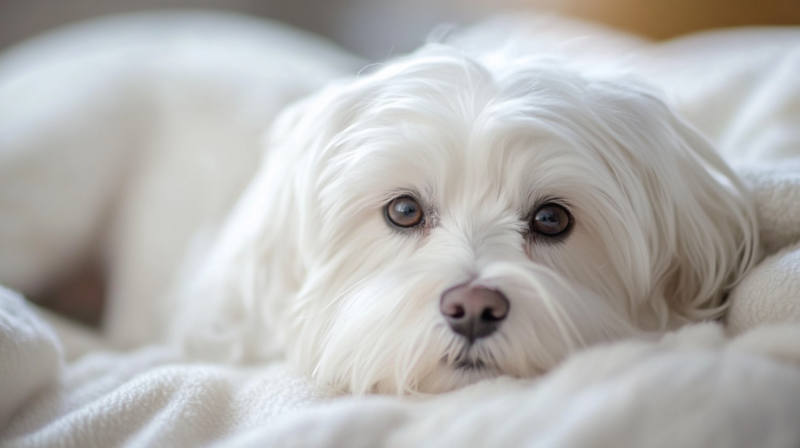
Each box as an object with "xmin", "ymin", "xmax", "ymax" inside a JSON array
[
  {"xmin": 3, "ymin": 287, "xmax": 800, "ymax": 447},
  {"xmin": 2, "ymin": 12, "xmax": 800, "ymax": 448}
]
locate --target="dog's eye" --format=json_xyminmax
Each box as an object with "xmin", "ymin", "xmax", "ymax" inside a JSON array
[
  {"xmin": 386, "ymin": 196, "xmax": 424, "ymax": 228},
  {"xmin": 531, "ymin": 203, "xmax": 571, "ymax": 236}
]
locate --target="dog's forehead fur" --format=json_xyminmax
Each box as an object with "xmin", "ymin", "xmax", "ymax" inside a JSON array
[{"xmin": 318, "ymin": 50, "xmax": 650, "ymax": 227}]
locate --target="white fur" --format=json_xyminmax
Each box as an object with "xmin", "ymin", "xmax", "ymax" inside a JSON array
[{"xmin": 171, "ymin": 44, "xmax": 758, "ymax": 394}]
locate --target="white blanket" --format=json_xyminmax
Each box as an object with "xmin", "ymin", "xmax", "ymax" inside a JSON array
[
  {"xmin": 3, "ymin": 13, "xmax": 800, "ymax": 448},
  {"xmin": 3, "ymin": 287, "xmax": 800, "ymax": 447}
]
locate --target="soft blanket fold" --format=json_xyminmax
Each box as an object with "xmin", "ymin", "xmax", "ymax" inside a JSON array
[{"xmin": 0, "ymin": 287, "xmax": 61, "ymax": 430}]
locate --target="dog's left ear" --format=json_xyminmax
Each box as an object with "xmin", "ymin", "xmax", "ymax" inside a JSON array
[
  {"xmin": 168, "ymin": 80, "xmax": 372, "ymax": 361},
  {"xmin": 607, "ymin": 83, "xmax": 760, "ymax": 327}
]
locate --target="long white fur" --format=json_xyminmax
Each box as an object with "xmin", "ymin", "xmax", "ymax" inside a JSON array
[{"xmin": 172, "ymin": 44, "xmax": 758, "ymax": 395}]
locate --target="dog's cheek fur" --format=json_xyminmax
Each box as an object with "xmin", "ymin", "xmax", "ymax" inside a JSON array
[
  {"xmin": 594, "ymin": 84, "xmax": 759, "ymax": 328},
  {"xmin": 167, "ymin": 83, "xmax": 364, "ymax": 362}
]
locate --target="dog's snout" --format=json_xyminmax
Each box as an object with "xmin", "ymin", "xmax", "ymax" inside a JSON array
[{"xmin": 440, "ymin": 285, "xmax": 509, "ymax": 342}]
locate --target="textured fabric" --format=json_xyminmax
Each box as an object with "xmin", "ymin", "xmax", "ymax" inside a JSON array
[
  {"xmin": 0, "ymin": 287, "xmax": 62, "ymax": 429},
  {"xmin": 3, "ymin": 294, "xmax": 800, "ymax": 448},
  {"xmin": 726, "ymin": 164, "xmax": 800, "ymax": 335}
]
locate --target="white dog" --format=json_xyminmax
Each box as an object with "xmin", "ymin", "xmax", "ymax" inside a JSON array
[
  {"xmin": 0, "ymin": 14, "xmax": 758, "ymax": 395},
  {"xmin": 172, "ymin": 45, "xmax": 760, "ymax": 394}
]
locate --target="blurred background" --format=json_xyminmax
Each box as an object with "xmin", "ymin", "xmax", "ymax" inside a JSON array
[{"xmin": 2, "ymin": 0, "xmax": 800, "ymax": 60}]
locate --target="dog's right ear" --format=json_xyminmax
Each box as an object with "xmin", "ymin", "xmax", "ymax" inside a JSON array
[{"xmin": 169, "ymin": 81, "xmax": 369, "ymax": 362}]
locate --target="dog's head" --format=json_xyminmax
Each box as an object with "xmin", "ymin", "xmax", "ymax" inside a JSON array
[{"xmin": 178, "ymin": 45, "xmax": 757, "ymax": 394}]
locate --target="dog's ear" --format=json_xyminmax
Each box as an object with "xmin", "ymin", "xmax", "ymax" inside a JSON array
[
  {"xmin": 169, "ymin": 81, "xmax": 368, "ymax": 361},
  {"xmin": 609, "ymin": 85, "xmax": 759, "ymax": 327}
]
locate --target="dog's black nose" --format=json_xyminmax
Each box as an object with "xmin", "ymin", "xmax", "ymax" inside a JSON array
[{"xmin": 440, "ymin": 285, "xmax": 509, "ymax": 342}]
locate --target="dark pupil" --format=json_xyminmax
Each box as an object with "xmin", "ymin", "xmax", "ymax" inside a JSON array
[
  {"xmin": 388, "ymin": 197, "xmax": 422, "ymax": 227},
  {"xmin": 536, "ymin": 209, "xmax": 560, "ymax": 228},
  {"xmin": 395, "ymin": 201, "xmax": 417, "ymax": 218},
  {"xmin": 532, "ymin": 205, "xmax": 569, "ymax": 236}
]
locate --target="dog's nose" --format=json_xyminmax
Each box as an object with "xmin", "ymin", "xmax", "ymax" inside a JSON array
[{"xmin": 440, "ymin": 284, "xmax": 509, "ymax": 342}]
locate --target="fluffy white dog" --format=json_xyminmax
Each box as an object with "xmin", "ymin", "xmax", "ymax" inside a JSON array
[
  {"xmin": 174, "ymin": 48, "xmax": 759, "ymax": 394},
  {"xmin": 0, "ymin": 14, "xmax": 758, "ymax": 395}
]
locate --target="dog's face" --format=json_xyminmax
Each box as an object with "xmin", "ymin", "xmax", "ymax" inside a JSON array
[{"xmin": 181, "ymin": 46, "xmax": 757, "ymax": 394}]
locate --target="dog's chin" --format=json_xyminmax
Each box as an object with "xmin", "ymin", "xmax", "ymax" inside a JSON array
[
  {"xmin": 416, "ymin": 342, "xmax": 500, "ymax": 393},
  {"xmin": 377, "ymin": 349, "xmax": 503, "ymax": 395}
]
